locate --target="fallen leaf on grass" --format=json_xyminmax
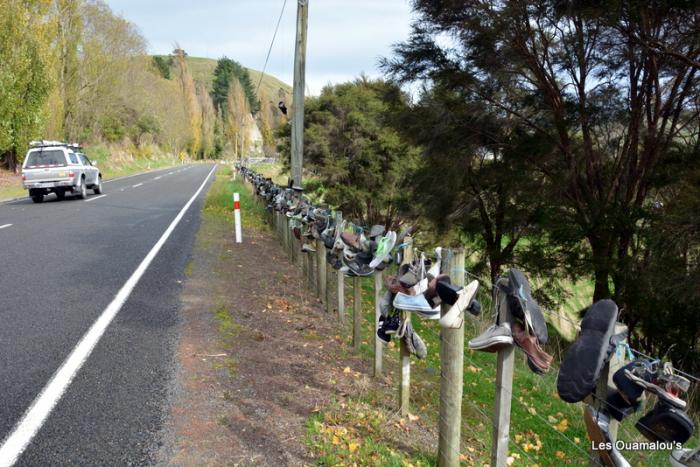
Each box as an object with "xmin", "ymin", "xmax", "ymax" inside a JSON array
[
  {"xmin": 347, "ymin": 442, "xmax": 360, "ymax": 453},
  {"xmin": 556, "ymin": 451, "xmax": 567, "ymax": 460},
  {"xmin": 527, "ymin": 407, "xmax": 537, "ymax": 415},
  {"xmin": 554, "ymin": 418, "xmax": 569, "ymax": 432},
  {"xmin": 467, "ymin": 365, "xmax": 482, "ymax": 373},
  {"xmin": 408, "ymin": 413, "xmax": 420, "ymax": 422},
  {"xmin": 343, "ymin": 367, "xmax": 352, "ymax": 373}
]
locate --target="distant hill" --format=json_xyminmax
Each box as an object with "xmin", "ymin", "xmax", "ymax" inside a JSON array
[{"xmin": 156, "ymin": 55, "xmax": 292, "ymax": 102}]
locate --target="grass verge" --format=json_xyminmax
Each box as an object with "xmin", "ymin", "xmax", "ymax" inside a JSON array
[{"xmin": 203, "ymin": 165, "xmax": 267, "ymax": 231}]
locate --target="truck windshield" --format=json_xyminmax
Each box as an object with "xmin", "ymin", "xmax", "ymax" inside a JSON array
[{"xmin": 25, "ymin": 150, "xmax": 66, "ymax": 168}]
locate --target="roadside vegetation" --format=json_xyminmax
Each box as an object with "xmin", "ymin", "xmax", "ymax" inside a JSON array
[
  {"xmin": 0, "ymin": 0, "xmax": 288, "ymax": 181},
  {"xmin": 203, "ymin": 165, "xmax": 267, "ymax": 231},
  {"xmin": 275, "ymin": 2, "xmax": 700, "ymax": 381}
]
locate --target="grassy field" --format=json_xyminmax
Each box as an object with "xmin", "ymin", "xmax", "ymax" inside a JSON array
[
  {"xmin": 304, "ymin": 270, "xmax": 698, "ymax": 466},
  {"xmin": 203, "ymin": 164, "xmax": 267, "ymax": 230}
]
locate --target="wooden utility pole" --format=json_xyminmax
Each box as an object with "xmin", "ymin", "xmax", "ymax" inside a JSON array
[{"xmin": 290, "ymin": 0, "xmax": 308, "ymax": 187}]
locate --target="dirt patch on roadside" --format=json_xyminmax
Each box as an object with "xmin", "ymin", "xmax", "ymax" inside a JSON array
[
  {"xmin": 159, "ymin": 214, "xmax": 369, "ymax": 466},
  {"xmin": 0, "ymin": 169, "xmax": 20, "ymax": 188}
]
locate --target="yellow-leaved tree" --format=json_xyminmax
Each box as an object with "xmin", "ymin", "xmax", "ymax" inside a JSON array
[{"xmin": 173, "ymin": 47, "xmax": 202, "ymax": 158}]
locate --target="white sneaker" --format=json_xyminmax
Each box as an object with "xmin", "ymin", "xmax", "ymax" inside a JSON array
[{"xmin": 440, "ymin": 280, "xmax": 479, "ymax": 329}]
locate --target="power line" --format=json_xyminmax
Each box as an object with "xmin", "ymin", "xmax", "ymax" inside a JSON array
[{"xmin": 256, "ymin": 0, "xmax": 288, "ymax": 96}]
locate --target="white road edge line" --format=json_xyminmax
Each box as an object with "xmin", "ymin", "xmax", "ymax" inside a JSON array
[
  {"xmin": 132, "ymin": 183, "xmax": 143, "ymax": 188},
  {"xmin": 0, "ymin": 224, "xmax": 12, "ymax": 230},
  {"xmin": 0, "ymin": 164, "xmax": 217, "ymax": 467},
  {"xmin": 84, "ymin": 195, "xmax": 107, "ymax": 203}
]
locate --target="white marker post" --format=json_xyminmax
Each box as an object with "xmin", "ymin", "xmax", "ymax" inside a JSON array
[{"xmin": 233, "ymin": 193, "xmax": 242, "ymax": 243}]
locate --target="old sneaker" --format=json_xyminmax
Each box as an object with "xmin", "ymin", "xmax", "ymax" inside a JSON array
[
  {"xmin": 439, "ymin": 280, "xmax": 479, "ymax": 329},
  {"xmin": 468, "ymin": 322, "xmax": 513, "ymax": 352}
]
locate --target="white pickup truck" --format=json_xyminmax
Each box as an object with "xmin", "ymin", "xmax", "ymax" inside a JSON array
[{"xmin": 21, "ymin": 141, "xmax": 103, "ymax": 203}]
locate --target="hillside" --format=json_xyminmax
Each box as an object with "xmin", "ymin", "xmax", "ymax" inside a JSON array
[{"xmin": 158, "ymin": 55, "xmax": 292, "ymax": 102}]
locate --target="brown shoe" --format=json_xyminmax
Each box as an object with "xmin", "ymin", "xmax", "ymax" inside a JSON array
[
  {"xmin": 425, "ymin": 274, "xmax": 450, "ymax": 300},
  {"xmin": 384, "ymin": 275, "xmax": 413, "ymax": 295},
  {"xmin": 511, "ymin": 322, "xmax": 553, "ymax": 372},
  {"xmin": 341, "ymin": 232, "xmax": 361, "ymax": 250}
]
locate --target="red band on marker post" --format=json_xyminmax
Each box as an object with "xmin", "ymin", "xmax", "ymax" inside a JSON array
[{"xmin": 233, "ymin": 193, "xmax": 242, "ymax": 243}]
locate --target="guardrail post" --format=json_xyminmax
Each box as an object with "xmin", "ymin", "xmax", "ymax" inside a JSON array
[
  {"xmin": 438, "ymin": 248, "xmax": 465, "ymax": 467},
  {"xmin": 491, "ymin": 285, "xmax": 515, "ymax": 467},
  {"xmin": 374, "ymin": 270, "xmax": 384, "ymax": 377},
  {"xmin": 400, "ymin": 236, "xmax": 413, "ymax": 416},
  {"xmin": 353, "ymin": 276, "xmax": 362, "ymax": 350}
]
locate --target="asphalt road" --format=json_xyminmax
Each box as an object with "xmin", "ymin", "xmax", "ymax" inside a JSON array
[{"xmin": 0, "ymin": 163, "xmax": 217, "ymax": 465}]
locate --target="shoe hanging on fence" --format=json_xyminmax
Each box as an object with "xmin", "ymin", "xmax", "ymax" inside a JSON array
[{"xmin": 557, "ymin": 299, "xmax": 621, "ymax": 403}]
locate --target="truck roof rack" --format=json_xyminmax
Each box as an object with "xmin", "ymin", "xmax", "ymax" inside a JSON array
[{"xmin": 29, "ymin": 140, "xmax": 82, "ymax": 150}]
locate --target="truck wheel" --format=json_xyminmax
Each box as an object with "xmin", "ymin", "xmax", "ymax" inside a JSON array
[
  {"xmin": 93, "ymin": 176, "xmax": 102, "ymax": 194},
  {"xmin": 31, "ymin": 195, "xmax": 44, "ymax": 203},
  {"xmin": 76, "ymin": 177, "xmax": 87, "ymax": 200}
]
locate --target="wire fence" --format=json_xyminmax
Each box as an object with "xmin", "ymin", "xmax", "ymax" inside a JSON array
[{"xmin": 237, "ymin": 164, "xmax": 699, "ymax": 466}]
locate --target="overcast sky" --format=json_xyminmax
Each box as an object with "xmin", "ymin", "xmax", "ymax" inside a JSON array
[{"xmin": 106, "ymin": 0, "xmax": 415, "ymax": 95}]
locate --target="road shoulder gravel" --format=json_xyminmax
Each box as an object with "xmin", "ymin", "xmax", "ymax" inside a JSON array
[{"xmin": 157, "ymin": 202, "xmax": 364, "ymax": 465}]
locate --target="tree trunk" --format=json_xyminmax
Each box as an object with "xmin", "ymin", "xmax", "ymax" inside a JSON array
[
  {"xmin": 589, "ymin": 236, "xmax": 612, "ymax": 302},
  {"xmin": 5, "ymin": 149, "xmax": 18, "ymax": 174}
]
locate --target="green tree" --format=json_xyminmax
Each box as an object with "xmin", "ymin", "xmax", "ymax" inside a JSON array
[
  {"xmin": 151, "ymin": 55, "xmax": 172, "ymax": 80},
  {"xmin": 0, "ymin": 0, "xmax": 52, "ymax": 172},
  {"xmin": 392, "ymin": 85, "xmax": 552, "ymax": 284},
  {"xmin": 278, "ymin": 78, "xmax": 419, "ymax": 227},
  {"xmin": 384, "ymin": 0, "xmax": 700, "ymax": 315},
  {"xmin": 212, "ymin": 57, "xmax": 260, "ymax": 114}
]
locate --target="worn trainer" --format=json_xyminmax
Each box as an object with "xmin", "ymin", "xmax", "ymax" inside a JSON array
[
  {"xmin": 439, "ymin": 280, "xmax": 479, "ymax": 329},
  {"xmin": 624, "ymin": 361, "xmax": 688, "ymax": 410},
  {"xmin": 393, "ymin": 292, "xmax": 434, "ymax": 314},
  {"xmin": 468, "ymin": 322, "xmax": 513, "ymax": 352}
]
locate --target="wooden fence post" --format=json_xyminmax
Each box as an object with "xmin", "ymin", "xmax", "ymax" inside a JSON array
[
  {"xmin": 326, "ymin": 260, "xmax": 334, "ymax": 313},
  {"xmin": 353, "ymin": 276, "xmax": 362, "ymax": 350},
  {"xmin": 400, "ymin": 237, "xmax": 414, "ymax": 416},
  {"xmin": 374, "ymin": 270, "xmax": 384, "ymax": 377},
  {"xmin": 316, "ymin": 238, "xmax": 326, "ymax": 302},
  {"xmin": 588, "ymin": 323, "xmax": 628, "ymax": 466},
  {"xmin": 336, "ymin": 212, "xmax": 344, "ymax": 322},
  {"xmin": 285, "ymin": 217, "xmax": 293, "ymax": 259},
  {"xmin": 438, "ymin": 249, "xmax": 465, "ymax": 467},
  {"xmin": 491, "ymin": 284, "xmax": 515, "ymax": 467}
]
